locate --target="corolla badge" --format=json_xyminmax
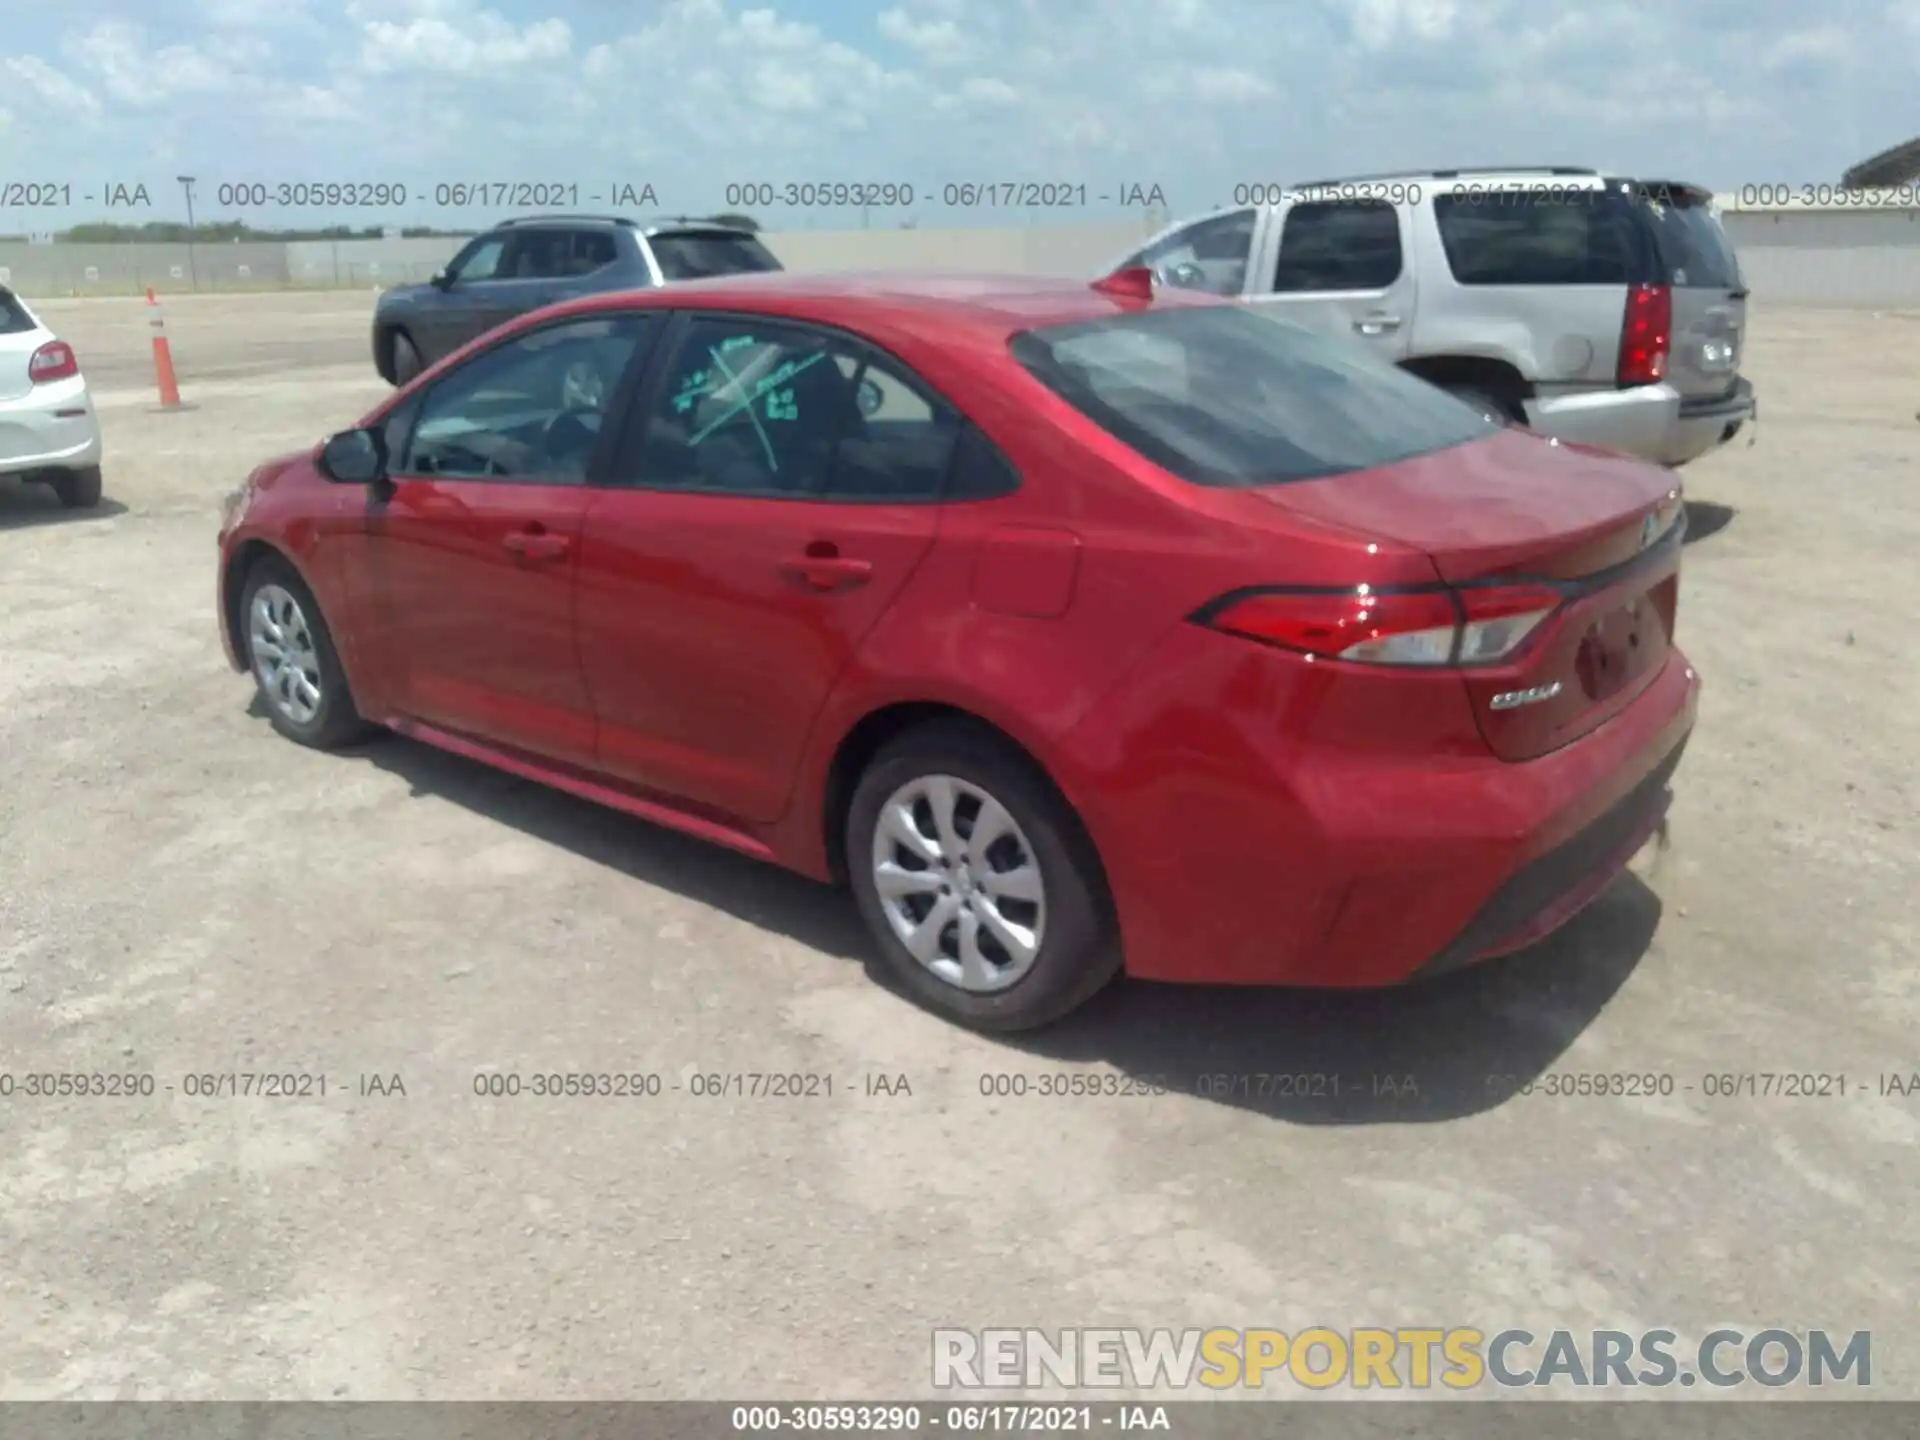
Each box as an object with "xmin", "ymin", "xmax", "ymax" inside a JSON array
[{"xmin": 1489, "ymin": 680, "xmax": 1563, "ymax": 711}]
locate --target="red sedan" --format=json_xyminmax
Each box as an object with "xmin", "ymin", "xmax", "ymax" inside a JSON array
[{"xmin": 216, "ymin": 269, "xmax": 1698, "ymax": 1030}]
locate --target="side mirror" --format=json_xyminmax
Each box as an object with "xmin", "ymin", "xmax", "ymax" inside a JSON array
[
  {"xmin": 1164, "ymin": 260, "xmax": 1205, "ymax": 290},
  {"xmin": 430, "ymin": 269, "xmax": 454, "ymax": 290},
  {"xmin": 318, "ymin": 427, "xmax": 386, "ymax": 485},
  {"xmin": 855, "ymin": 377, "xmax": 884, "ymax": 417}
]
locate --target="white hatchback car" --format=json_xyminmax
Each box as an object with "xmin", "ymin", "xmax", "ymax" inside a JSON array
[{"xmin": 0, "ymin": 283, "xmax": 104, "ymax": 508}]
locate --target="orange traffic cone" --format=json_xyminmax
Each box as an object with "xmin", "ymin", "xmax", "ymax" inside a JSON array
[{"xmin": 146, "ymin": 287, "xmax": 181, "ymax": 408}]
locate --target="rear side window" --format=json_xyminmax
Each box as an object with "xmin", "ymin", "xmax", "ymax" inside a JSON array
[
  {"xmin": 1433, "ymin": 191, "xmax": 1651, "ymax": 285},
  {"xmin": 648, "ymin": 233, "xmax": 782, "ymax": 281},
  {"xmin": 1011, "ymin": 304, "xmax": 1495, "ymax": 488},
  {"xmin": 1639, "ymin": 196, "xmax": 1742, "ymax": 289},
  {"xmin": 0, "ymin": 287, "xmax": 37, "ymax": 334},
  {"xmin": 1272, "ymin": 201, "xmax": 1402, "ymax": 292},
  {"xmin": 571, "ymin": 230, "xmax": 620, "ymax": 274}
]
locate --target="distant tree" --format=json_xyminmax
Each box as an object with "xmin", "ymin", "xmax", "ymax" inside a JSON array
[{"xmin": 709, "ymin": 212, "xmax": 761, "ymax": 231}]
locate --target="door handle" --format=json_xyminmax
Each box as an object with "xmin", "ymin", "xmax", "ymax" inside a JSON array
[
  {"xmin": 1354, "ymin": 314, "xmax": 1402, "ymax": 335},
  {"xmin": 503, "ymin": 529, "xmax": 570, "ymax": 561},
  {"xmin": 780, "ymin": 545, "xmax": 873, "ymax": 592}
]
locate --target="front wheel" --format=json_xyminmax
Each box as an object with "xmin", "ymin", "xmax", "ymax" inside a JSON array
[
  {"xmin": 389, "ymin": 330, "xmax": 423, "ymax": 386},
  {"xmin": 239, "ymin": 557, "xmax": 375, "ymax": 749},
  {"xmin": 846, "ymin": 721, "xmax": 1119, "ymax": 1032}
]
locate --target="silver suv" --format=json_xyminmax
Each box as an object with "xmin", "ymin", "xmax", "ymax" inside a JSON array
[{"xmin": 1111, "ymin": 167, "xmax": 1756, "ymax": 467}]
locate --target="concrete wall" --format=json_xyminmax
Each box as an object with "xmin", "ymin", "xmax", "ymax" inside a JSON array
[
  {"xmin": 14, "ymin": 208, "xmax": 1920, "ymax": 308},
  {"xmin": 1719, "ymin": 208, "xmax": 1920, "ymax": 309},
  {"xmin": 0, "ymin": 217, "xmax": 1159, "ymax": 298}
]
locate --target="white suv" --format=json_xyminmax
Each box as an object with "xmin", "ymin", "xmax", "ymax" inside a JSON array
[{"xmin": 1111, "ymin": 167, "xmax": 1756, "ymax": 468}]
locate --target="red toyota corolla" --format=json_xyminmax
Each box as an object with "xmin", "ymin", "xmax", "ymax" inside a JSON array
[{"xmin": 216, "ymin": 269, "xmax": 1698, "ymax": 1030}]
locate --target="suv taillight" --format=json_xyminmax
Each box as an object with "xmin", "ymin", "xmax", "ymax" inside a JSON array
[
  {"xmin": 1617, "ymin": 283, "xmax": 1671, "ymax": 387},
  {"xmin": 1201, "ymin": 583, "xmax": 1563, "ymax": 667},
  {"xmin": 30, "ymin": 340, "xmax": 79, "ymax": 384}
]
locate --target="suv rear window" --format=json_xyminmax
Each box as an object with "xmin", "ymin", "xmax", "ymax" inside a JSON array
[
  {"xmin": 648, "ymin": 232, "xmax": 782, "ymax": 281},
  {"xmin": 0, "ymin": 286, "xmax": 36, "ymax": 335},
  {"xmin": 1010, "ymin": 304, "xmax": 1496, "ymax": 488},
  {"xmin": 1638, "ymin": 192, "xmax": 1742, "ymax": 289},
  {"xmin": 1433, "ymin": 190, "xmax": 1654, "ymax": 286}
]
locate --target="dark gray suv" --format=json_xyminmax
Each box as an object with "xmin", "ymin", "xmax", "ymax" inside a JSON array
[{"xmin": 371, "ymin": 215, "xmax": 782, "ymax": 385}]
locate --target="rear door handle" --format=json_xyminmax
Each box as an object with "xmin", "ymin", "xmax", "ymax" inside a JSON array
[
  {"xmin": 1354, "ymin": 313, "xmax": 1402, "ymax": 335},
  {"xmin": 780, "ymin": 548, "xmax": 873, "ymax": 592},
  {"xmin": 503, "ymin": 529, "xmax": 570, "ymax": 561}
]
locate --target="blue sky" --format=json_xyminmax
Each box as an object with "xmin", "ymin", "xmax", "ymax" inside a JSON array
[{"xmin": 0, "ymin": 0, "xmax": 1910, "ymax": 232}]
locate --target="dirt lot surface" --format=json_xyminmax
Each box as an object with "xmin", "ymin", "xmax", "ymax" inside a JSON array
[{"xmin": 1, "ymin": 292, "xmax": 1914, "ymax": 1400}]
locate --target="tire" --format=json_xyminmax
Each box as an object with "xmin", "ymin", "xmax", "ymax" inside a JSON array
[
  {"xmin": 1447, "ymin": 385, "xmax": 1521, "ymax": 426},
  {"xmin": 238, "ymin": 556, "xmax": 375, "ymax": 750},
  {"xmin": 846, "ymin": 720, "xmax": 1120, "ymax": 1032},
  {"xmin": 51, "ymin": 465, "xmax": 103, "ymax": 509},
  {"xmin": 389, "ymin": 330, "xmax": 423, "ymax": 387}
]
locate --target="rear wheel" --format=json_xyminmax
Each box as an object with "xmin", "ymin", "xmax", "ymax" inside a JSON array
[
  {"xmin": 51, "ymin": 465, "xmax": 103, "ymax": 509},
  {"xmin": 846, "ymin": 721, "xmax": 1119, "ymax": 1032},
  {"xmin": 389, "ymin": 330, "xmax": 423, "ymax": 386},
  {"xmin": 1447, "ymin": 384, "xmax": 1522, "ymax": 426},
  {"xmin": 239, "ymin": 557, "xmax": 374, "ymax": 750}
]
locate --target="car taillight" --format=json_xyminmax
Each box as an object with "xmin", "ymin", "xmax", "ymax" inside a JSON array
[
  {"xmin": 30, "ymin": 340, "xmax": 79, "ymax": 384},
  {"xmin": 1201, "ymin": 583, "xmax": 1562, "ymax": 667},
  {"xmin": 1617, "ymin": 283, "xmax": 1670, "ymax": 387}
]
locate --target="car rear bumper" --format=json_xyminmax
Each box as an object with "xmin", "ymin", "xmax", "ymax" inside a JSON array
[
  {"xmin": 1063, "ymin": 634, "xmax": 1701, "ymax": 989},
  {"xmin": 1408, "ymin": 728, "xmax": 1686, "ymax": 979},
  {"xmin": 1526, "ymin": 378, "xmax": 1754, "ymax": 467},
  {"xmin": 0, "ymin": 377, "xmax": 103, "ymax": 476}
]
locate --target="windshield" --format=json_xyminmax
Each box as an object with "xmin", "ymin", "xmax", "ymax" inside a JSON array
[
  {"xmin": 649, "ymin": 233, "xmax": 782, "ymax": 281},
  {"xmin": 1642, "ymin": 196, "xmax": 1743, "ymax": 289},
  {"xmin": 0, "ymin": 286, "xmax": 36, "ymax": 334},
  {"xmin": 1009, "ymin": 305, "xmax": 1497, "ymax": 488}
]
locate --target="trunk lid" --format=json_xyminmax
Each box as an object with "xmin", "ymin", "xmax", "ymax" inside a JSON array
[
  {"xmin": 0, "ymin": 287, "xmax": 45, "ymax": 402},
  {"xmin": 1632, "ymin": 180, "xmax": 1748, "ymax": 402},
  {"xmin": 1248, "ymin": 427, "xmax": 1686, "ymax": 760}
]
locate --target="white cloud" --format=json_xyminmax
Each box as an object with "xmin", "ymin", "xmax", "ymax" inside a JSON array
[
  {"xmin": 2, "ymin": 55, "xmax": 101, "ymax": 115},
  {"xmin": 879, "ymin": 7, "xmax": 968, "ymax": 64}
]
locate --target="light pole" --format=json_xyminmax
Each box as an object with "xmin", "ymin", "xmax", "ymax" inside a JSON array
[{"xmin": 176, "ymin": 175, "xmax": 199, "ymax": 291}]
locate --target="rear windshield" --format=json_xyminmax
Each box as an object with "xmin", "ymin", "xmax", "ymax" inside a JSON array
[
  {"xmin": 1010, "ymin": 305, "xmax": 1497, "ymax": 488},
  {"xmin": 1639, "ymin": 193, "xmax": 1742, "ymax": 289},
  {"xmin": 0, "ymin": 286, "xmax": 35, "ymax": 334},
  {"xmin": 1432, "ymin": 190, "xmax": 1656, "ymax": 286},
  {"xmin": 648, "ymin": 233, "xmax": 782, "ymax": 281}
]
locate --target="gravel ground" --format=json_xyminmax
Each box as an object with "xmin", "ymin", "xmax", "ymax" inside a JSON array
[{"xmin": 0, "ymin": 292, "xmax": 1914, "ymax": 1401}]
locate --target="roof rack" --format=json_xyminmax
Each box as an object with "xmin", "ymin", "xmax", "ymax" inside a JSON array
[
  {"xmin": 494, "ymin": 214, "xmax": 636, "ymax": 228},
  {"xmin": 1291, "ymin": 166, "xmax": 1598, "ymax": 187}
]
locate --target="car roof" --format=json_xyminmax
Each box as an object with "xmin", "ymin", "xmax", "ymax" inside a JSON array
[
  {"xmin": 491, "ymin": 214, "xmax": 762, "ymax": 237},
  {"xmin": 563, "ymin": 269, "xmax": 1220, "ymax": 341}
]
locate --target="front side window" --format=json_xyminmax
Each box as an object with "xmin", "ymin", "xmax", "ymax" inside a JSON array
[
  {"xmin": 630, "ymin": 318, "xmax": 960, "ymax": 500},
  {"xmin": 1272, "ymin": 201, "xmax": 1403, "ymax": 292},
  {"xmin": 1010, "ymin": 304, "xmax": 1494, "ymax": 488},
  {"xmin": 401, "ymin": 315, "xmax": 655, "ymax": 482},
  {"xmin": 447, "ymin": 235, "xmax": 507, "ymax": 284},
  {"xmin": 1131, "ymin": 209, "xmax": 1256, "ymax": 295}
]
